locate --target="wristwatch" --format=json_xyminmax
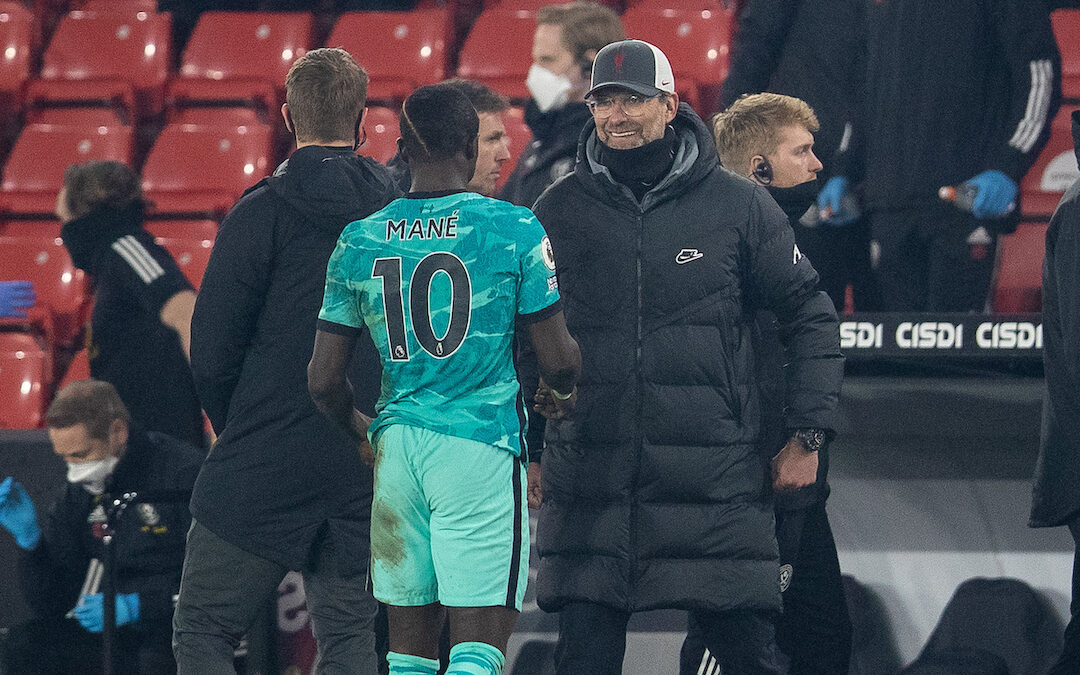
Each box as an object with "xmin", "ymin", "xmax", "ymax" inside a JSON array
[{"xmin": 790, "ymin": 428, "xmax": 826, "ymax": 453}]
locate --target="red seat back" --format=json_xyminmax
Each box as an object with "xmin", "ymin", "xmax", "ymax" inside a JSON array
[
  {"xmin": 1053, "ymin": 10, "xmax": 1080, "ymax": 101},
  {"xmin": 0, "ymin": 121, "xmax": 134, "ymax": 214},
  {"xmin": 0, "ymin": 3, "xmax": 32, "ymax": 96},
  {"xmin": 329, "ymin": 11, "xmax": 446, "ymax": 103},
  {"xmin": 0, "ymin": 220, "xmax": 90, "ymax": 346},
  {"xmin": 179, "ymin": 12, "xmax": 314, "ymax": 103},
  {"xmin": 620, "ymin": 7, "xmax": 732, "ymax": 116},
  {"xmin": 1020, "ymin": 105, "xmax": 1079, "ymax": 218},
  {"xmin": 457, "ymin": 10, "xmax": 536, "ymax": 101},
  {"xmin": 142, "ymin": 122, "xmax": 273, "ymax": 216},
  {"xmin": 38, "ymin": 9, "xmax": 171, "ymax": 119},
  {"xmin": 500, "ymin": 105, "xmax": 531, "ymax": 192},
  {"xmin": 358, "ymin": 105, "xmax": 401, "ymax": 163},
  {"xmin": 993, "ymin": 222, "xmax": 1048, "ymax": 313},
  {"xmin": 0, "ymin": 331, "xmax": 49, "ymax": 428}
]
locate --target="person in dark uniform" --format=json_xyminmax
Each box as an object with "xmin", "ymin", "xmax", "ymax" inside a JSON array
[
  {"xmin": 0, "ymin": 379, "xmax": 202, "ymax": 674},
  {"xmin": 829, "ymin": 0, "xmax": 1061, "ymax": 311},
  {"xmin": 56, "ymin": 161, "xmax": 203, "ymax": 449},
  {"xmin": 172, "ymin": 47, "xmax": 399, "ymax": 674},
  {"xmin": 1031, "ymin": 109, "xmax": 1080, "ymax": 675},
  {"xmin": 498, "ymin": 1, "xmax": 624, "ymax": 209},
  {"xmin": 682, "ymin": 92, "xmax": 852, "ymax": 675}
]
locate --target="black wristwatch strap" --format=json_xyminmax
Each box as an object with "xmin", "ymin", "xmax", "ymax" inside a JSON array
[{"xmin": 791, "ymin": 428, "xmax": 826, "ymax": 453}]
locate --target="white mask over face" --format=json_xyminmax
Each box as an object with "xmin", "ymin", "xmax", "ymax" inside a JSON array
[
  {"xmin": 526, "ymin": 64, "xmax": 573, "ymax": 113},
  {"xmin": 66, "ymin": 456, "xmax": 119, "ymax": 495}
]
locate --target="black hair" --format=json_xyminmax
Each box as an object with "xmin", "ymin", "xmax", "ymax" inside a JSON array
[{"xmin": 399, "ymin": 83, "xmax": 479, "ymax": 162}]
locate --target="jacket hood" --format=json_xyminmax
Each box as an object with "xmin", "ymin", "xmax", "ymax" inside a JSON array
[
  {"xmin": 575, "ymin": 102, "xmax": 719, "ymax": 207},
  {"xmin": 260, "ymin": 146, "xmax": 397, "ymax": 230},
  {"xmin": 1073, "ymin": 109, "xmax": 1080, "ymax": 167}
]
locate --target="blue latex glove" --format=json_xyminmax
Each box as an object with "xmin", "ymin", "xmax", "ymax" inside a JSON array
[
  {"xmin": 816, "ymin": 176, "xmax": 856, "ymax": 226},
  {"xmin": 72, "ymin": 593, "xmax": 140, "ymax": 633},
  {"xmin": 966, "ymin": 170, "xmax": 1018, "ymax": 219},
  {"xmin": 0, "ymin": 477, "xmax": 41, "ymax": 550},
  {"xmin": 0, "ymin": 281, "xmax": 35, "ymax": 319}
]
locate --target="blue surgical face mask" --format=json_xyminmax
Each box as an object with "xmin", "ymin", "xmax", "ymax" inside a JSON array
[
  {"xmin": 66, "ymin": 456, "xmax": 119, "ymax": 495},
  {"xmin": 526, "ymin": 64, "xmax": 573, "ymax": 113}
]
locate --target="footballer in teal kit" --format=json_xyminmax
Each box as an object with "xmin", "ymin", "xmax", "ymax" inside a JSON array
[{"xmin": 309, "ymin": 84, "xmax": 580, "ymax": 675}]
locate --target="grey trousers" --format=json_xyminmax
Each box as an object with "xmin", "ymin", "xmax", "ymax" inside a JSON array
[{"xmin": 172, "ymin": 520, "xmax": 378, "ymax": 674}]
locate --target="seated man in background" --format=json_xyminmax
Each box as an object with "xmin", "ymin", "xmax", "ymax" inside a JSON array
[
  {"xmin": 56, "ymin": 161, "xmax": 203, "ymax": 449},
  {"xmin": 0, "ymin": 379, "xmax": 203, "ymax": 674},
  {"xmin": 681, "ymin": 92, "xmax": 851, "ymax": 674}
]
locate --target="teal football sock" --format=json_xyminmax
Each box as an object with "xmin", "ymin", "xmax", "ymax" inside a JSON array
[
  {"xmin": 445, "ymin": 641, "xmax": 506, "ymax": 674},
  {"xmin": 387, "ymin": 651, "xmax": 440, "ymax": 674}
]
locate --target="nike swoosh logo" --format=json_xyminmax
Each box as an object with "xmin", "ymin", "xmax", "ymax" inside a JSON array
[{"xmin": 675, "ymin": 248, "xmax": 704, "ymax": 264}]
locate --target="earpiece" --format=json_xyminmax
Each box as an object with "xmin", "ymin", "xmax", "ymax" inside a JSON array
[{"xmin": 752, "ymin": 157, "xmax": 773, "ymax": 185}]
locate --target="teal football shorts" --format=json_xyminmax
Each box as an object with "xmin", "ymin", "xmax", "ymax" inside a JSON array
[{"xmin": 370, "ymin": 423, "xmax": 529, "ymax": 610}]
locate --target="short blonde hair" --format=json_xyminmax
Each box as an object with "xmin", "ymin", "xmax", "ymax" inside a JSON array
[
  {"xmin": 285, "ymin": 47, "xmax": 368, "ymax": 144},
  {"xmin": 537, "ymin": 2, "xmax": 624, "ymax": 71},
  {"xmin": 712, "ymin": 93, "xmax": 820, "ymax": 176}
]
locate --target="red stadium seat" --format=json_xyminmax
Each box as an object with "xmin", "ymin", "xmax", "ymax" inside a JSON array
[
  {"xmin": 0, "ymin": 120, "xmax": 134, "ymax": 214},
  {"xmin": 1021, "ymin": 105, "xmax": 1079, "ymax": 218},
  {"xmin": 34, "ymin": 9, "xmax": 171, "ymax": 121},
  {"xmin": 456, "ymin": 9, "xmax": 537, "ymax": 101},
  {"xmin": 177, "ymin": 12, "xmax": 313, "ymax": 108},
  {"xmin": 358, "ymin": 105, "xmax": 401, "ymax": 164},
  {"xmin": 0, "ymin": 3, "xmax": 33, "ymax": 115},
  {"xmin": 993, "ymin": 222, "xmax": 1048, "ymax": 313},
  {"xmin": 0, "ymin": 330, "xmax": 49, "ymax": 428},
  {"xmin": 1053, "ymin": 10, "xmax": 1080, "ymax": 101},
  {"xmin": 141, "ymin": 122, "xmax": 273, "ymax": 216},
  {"xmin": 499, "ymin": 105, "xmax": 531, "ymax": 192},
  {"xmin": 0, "ymin": 220, "xmax": 90, "ymax": 347},
  {"xmin": 328, "ymin": 11, "xmax": 446, "ymax": 104},
  {"xmin": 620, "ymin": 6, "xmax": 732, "ymax": 117},
  {"xmin": 145, "ymin": 219, "xmax": 217, "ymax": 290},
  {"xmin": 56, "ymin": 344, "xmax": 90, "ymax": 392}
]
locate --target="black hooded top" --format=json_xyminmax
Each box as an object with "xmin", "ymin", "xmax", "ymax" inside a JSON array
[{"xmin": 188, "ymin": 146, "xmax": 398, "ymax": 573}]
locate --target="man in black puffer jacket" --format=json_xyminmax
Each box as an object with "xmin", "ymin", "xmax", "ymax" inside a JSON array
[
  {"xmin": 530, "ymin": 40, "xmax": 843, "ymax": 675},
  {"xmin": 173, "ymin": 48, "xmax": 399, "ymax": 674}
]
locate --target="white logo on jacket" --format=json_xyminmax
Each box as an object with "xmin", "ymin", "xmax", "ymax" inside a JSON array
[{"xmin": 675, "ymin": 248, "xmax": 704, "ymax": 265}]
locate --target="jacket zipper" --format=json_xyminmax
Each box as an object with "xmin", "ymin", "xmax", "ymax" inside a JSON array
[{"xmin": 630, "ymin": 208, "xmax": 644, "ymax": 608}]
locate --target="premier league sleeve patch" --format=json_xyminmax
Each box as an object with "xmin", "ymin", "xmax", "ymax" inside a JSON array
[{"xmin": 541, "ymin": 236, "xmax": 557, "ymax": 271}]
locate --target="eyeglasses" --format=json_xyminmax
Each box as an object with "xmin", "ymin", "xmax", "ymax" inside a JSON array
[{"xmin": 586, "ymin": 93, "xmax": 660, "ymax": 118}]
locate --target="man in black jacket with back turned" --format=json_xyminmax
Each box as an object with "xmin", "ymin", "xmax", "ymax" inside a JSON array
[
  {"xmin": 173, "ymin": 48, "xmax": 398, "ymax": 674},
  {"xmin": 530, "ymin": 40, "xmax": 843, "ymax": 675},
  {"xmin": 1030, "ymin": 109, "xmax": 1080, "ymax": 675}
]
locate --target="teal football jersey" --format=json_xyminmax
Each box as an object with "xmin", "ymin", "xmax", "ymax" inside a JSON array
[{"xmin": 319, "ymin": 191, "xmax": 561, "ymax": 455}]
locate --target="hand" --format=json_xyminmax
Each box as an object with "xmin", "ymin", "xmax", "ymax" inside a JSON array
[
  {"xmin": 0, "ymin": 477, "xmax": 41, "ymax": 550},
  {"xmin": 352, "ymin": 410, "xmax": 375, "ymax": 466},
  {"xmin": 72, "ymin": 593, "xmax": 140, "ymax": 633},
  {"xmin": 527, "ymin": 462, "xmax": 543, "ymax": 509},
  {"xmin": 0, "ymin": 281, "xmax": 35, "ymax": 319},
  {"xmin": 534, "ymin": 381, "xmax": 576, "ymax": 420},
  {"xmin": 966, "ymin": 170, "xmax": 1018, "ymax": 219},
  {"xmin": 816, "ymin": 177, "xmax": 854, "ymax": 225},
  {"xmin": 771, "ymin": 439, "xmax": 819, "ymax": 493}
]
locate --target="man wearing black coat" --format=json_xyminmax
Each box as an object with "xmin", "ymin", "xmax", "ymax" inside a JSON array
[
  {"xmin": 530, "ymin": 40, "xmax": 843, "ymax": 675},
  {"xmin": 173, "ymin": 48, "xmax": 398, "ymax": 674},
  {"xmin": 1030, "ymin": 109, "xmax": 1080, "ymax": 675}
]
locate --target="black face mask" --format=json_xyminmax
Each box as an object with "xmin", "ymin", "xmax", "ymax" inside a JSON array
[
  {"xmin": 766, "ymin": 177, "xmax": 820, "ymax": 222},
  {"xmin": 60, "ymin": 202, "xmax": 144, "ymax": 274}
]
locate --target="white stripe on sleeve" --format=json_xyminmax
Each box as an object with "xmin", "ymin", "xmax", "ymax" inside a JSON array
[
  {"xmin": 1008, "ymin": 60, "xmax": 1053, "ymax": 155},
  {"xmin": 112, "ymin": 235, "xmax": 165, "ymax": 284}
]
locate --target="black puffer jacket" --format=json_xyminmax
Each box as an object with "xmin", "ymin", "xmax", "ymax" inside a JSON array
[
  {"xmin": 532, "ymin": 104, "xmax": 843, "ymax": 614},
  {"xmin": 189, "ymin": 146, "xmax": 398, "ymax": 575},
  {"xmin": 499, "ymin": 101, "xmax": 591, "ymax": 209}
]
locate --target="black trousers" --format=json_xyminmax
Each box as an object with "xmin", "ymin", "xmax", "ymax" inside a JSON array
[
  {"xmin": 2, "ymin": 615, "xmax": 174, "ymax": 675},
  {"xmin": 554, "ymin": 601, "xmax": 782, "ymax": 675},
  {"xmin": 680, "ymin": 500, "xmax": 851, "ymax": 675},
  {"xmin": 793, "ymin": 218, "xmax": 879, "ymax": 313},
  {"xmin": 1049, "ymin": 516, "xmax": 1080, "ymax": 674},
  {"xmin": 869, "ymin": 206, "xmax": 996, "ymax": 311}
]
